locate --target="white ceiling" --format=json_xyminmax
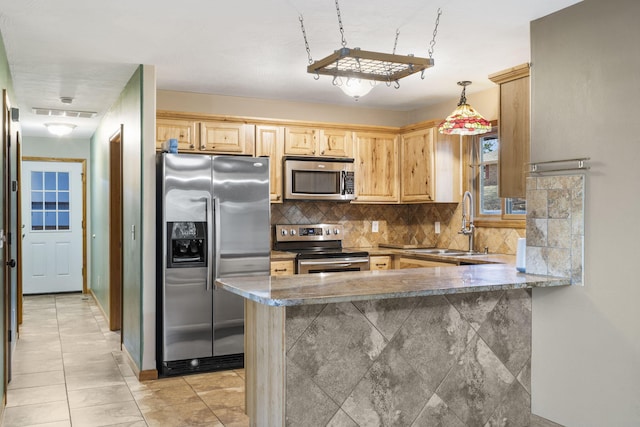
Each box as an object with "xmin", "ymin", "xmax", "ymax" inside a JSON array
[{"xmin": 0, "ymin": 0, "xmax": 581, "ymax": 139}]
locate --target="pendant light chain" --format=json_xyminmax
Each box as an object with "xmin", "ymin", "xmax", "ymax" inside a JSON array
[
  {"xmin": 335, "ymin": 0, "xmax": 347, "ymax": 48},
  {"xmin": 392, "ymin": 29, "xmax": 400, "ymax": 55},
  {"xmin": 299, "ymin": 15, "xmax": 314, "ymax": 65},
  {"xmin": 428, "ymin": 8, "xmax": 442, "ymax": 59}
]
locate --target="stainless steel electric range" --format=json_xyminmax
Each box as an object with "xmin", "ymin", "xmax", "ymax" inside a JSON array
[{"xmin": 274, "ymin": 224, "xmax": 369, "ymax": 274}]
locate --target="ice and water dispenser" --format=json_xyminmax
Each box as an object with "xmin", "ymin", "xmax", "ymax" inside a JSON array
[{"xmin": 166, "ymin": 221, "xmax": 207, "ymax": 268}]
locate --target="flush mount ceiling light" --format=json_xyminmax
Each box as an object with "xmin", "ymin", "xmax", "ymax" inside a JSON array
[
  {"xmin": 299, "ymin": 1, "xmax": 442, "ymax": 100},
  {"xmin": 45, "ymin": 123, "xmax": 76, "ymax": 137},
  {"xmin": 438, "ymin": 81, "xmax": 492, "ymax": 135}
]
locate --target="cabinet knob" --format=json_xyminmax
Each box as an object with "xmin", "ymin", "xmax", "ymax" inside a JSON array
[
  {"xmin": 321, "ymin": 150, "xmax": 325, "ymax": 155},
  {"xmin": 190, "ymin": 144, "xmax": 195, "ymax": 149}
]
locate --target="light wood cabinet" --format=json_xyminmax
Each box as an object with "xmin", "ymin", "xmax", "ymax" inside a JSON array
[
  {"xmin": 155, "ymin": 117, "xmax": 254, "ymax": 155},
  {"xmin": 200, "ymin": 121, "xmax": 255, "ymax": 155},
  {"xmin": 433, "ymin": 131, "xmax": 462, "ymax": 203},
  {"xmin": 255, "ymin": 125, "xmax": 284, "ymax": 203},
  {"xmin": 400, "ymin": 129, "xmax": 435, "ymax": 203},
  {"xmin": 369, "ymin": 255, "xmax": 392, "ymax": 271},
  {"xmin": 489, "ymin": 63, "xmax": 530, "ymax": 198},
  {"xmin": 284, "ymin": 126, "xmax": 352, "ymax": 157},
  {"xmin": 398, "ymin": 257, "xmax": 457, "ymax": 269},
  {"xmin": 270, "ymin": 260, "xmax": 295, "ymax": 276},
  {"xmin": 319, "ymin": 129, "xmax": 353, "ymax": 157},
  {"xmin": 156, "ymin": 119, "xmax": 197, "ymax": 151},
  {"xmin": 397, "ymin": 126, "xmax": 461, "ymax": 203},
  {"xmin": 353, "ymin": 132, "xmax": 399, "ymax": 203}
]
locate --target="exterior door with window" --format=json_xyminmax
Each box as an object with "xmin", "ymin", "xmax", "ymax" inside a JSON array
[{"xmin": 22, "ymin": 161, "xmax": 83, "ymax": 294}]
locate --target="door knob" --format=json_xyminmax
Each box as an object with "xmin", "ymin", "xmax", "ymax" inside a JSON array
[{"xmin": 6, "ymin": 259, "xmax": 16, "ymax": 268}]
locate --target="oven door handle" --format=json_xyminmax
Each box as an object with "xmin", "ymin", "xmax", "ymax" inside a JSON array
[{"xmin": 298, "ymin": 259, "xmax": 369, "ymax": 267}]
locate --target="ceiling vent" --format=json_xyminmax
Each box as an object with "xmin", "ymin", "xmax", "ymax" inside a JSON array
[{"xmin": 32, "ymin": 108, "xmax": 97, "ymax": 119}]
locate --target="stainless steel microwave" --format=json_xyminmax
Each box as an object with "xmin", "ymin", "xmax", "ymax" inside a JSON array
[{"xmin": 283, "ymin": 156, "xmax": 355, "ymax": 201}]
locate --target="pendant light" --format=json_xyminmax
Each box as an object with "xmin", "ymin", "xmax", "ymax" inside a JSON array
[{"xmin": 438, "ymin": 81, "xmax": 491, "ymax": 135}]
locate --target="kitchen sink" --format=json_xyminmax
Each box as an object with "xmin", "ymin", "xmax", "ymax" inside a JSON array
[{"xmin": 406, "ymin": 248, "xmax": 486, "ymax": 256}]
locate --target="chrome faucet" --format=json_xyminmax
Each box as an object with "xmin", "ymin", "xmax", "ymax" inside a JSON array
[{"xmin": 459, "ymin": 191, "xmax": 475, "ymax": 253}]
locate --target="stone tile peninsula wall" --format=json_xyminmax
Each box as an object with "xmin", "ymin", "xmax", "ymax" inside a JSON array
[{"xmin": 220, "ymin": 266, "xmax": 569, "ymax": 426}]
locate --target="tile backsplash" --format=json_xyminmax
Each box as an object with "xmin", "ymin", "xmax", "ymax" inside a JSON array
[
  {"xmin": 271, "ymin": 202, "xmax": 524, "ymax": 255},
  {"xmin": 525, "ymin": 175, "xmax": 584, "ymax": 284}
]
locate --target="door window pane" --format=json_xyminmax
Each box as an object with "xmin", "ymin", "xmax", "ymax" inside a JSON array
[
  {"xmin": 45, "ymin": 212, "xmax": 57, "ymax": 230},
  {"xmin": 58, "ymin": 212, "xmax": 70, "ymax": 230},
  {"xmin": 58, "ymin": 172, "xmax": 69, "ymax": 190},
  {"xmin": 31, "ymin": 191, "xmax": 44, "ymax": 210},
  {"xmin": 58, "ymin": 191, "xmax": 70, "ymax": 210},
  {"xmin": 45, "ymin": 172, "xmax": 57, "ymax": 190},
  {"xmin": 45, "ymin": 192, "xmax": 57, "ymax": 210},
  {"xmin": 30, "ymin": 169, "xmax": 72, "ymax": 231},
  {"xmin": 32, "ymin": 172, "xmax": 43, "ymax": 190},
  {"xmin": 32, "ymin": 212, "xmax": 44, "ymax": 230}
]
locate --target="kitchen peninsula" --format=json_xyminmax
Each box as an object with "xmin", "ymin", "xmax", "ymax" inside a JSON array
[{"xmin": 216, "ymin": 265, "xmax": 569, "ymax": 427}]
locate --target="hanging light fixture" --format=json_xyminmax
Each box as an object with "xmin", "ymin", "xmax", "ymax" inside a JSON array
[
  {"xmin": 438, "ymin": 81, "xmax": 491, "ymax": 135},
  {"xmin": 299, "ymin": 2, "xmax": 442, "ymax": 100}
]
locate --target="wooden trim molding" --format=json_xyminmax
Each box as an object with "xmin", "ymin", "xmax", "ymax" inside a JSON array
[{"xmin": 488, "ymin": 63, "xmax": 530, "ymax": 84}]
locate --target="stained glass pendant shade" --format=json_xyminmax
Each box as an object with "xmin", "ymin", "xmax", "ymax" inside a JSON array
[{"xmin": 438, "ymin": 81, "xmax": 491, "ymax": 135}]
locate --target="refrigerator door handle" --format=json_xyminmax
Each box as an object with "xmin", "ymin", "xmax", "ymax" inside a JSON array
[
  {"xmin": 193, "ymin": 196, "xmax": 214, "ymax": 291},
  {"xmin": 213, "ymin": 197, "xmax": 221, "ymax": 284}
]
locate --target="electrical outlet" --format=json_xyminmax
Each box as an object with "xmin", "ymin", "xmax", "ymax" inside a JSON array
[
  {"xmin": 372, "ymin": 221, "xmax": 379, "ymax": 233},
  {"xmin": 434, "ymin": 221, "xmax": 441, "ymax": 234}
]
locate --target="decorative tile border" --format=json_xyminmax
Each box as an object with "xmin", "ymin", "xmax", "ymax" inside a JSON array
[{"xmin": 525, "ymin": 175, "xmax": 584, "ymax": 284}]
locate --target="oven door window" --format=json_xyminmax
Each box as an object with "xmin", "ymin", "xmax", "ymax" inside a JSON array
[{"xmin": 292, "ymin": 170, "xmax": 340, "ymax": 195}]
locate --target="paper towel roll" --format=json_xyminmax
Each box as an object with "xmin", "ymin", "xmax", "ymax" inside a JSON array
[{"xmin": 516, "ymin": 238, "xmax": 526, "ymax": 272}]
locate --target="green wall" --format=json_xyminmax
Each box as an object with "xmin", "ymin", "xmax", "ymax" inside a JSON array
[{"xmin": 90, "ymin": 66, "xmax": 145, "ymax": 367}]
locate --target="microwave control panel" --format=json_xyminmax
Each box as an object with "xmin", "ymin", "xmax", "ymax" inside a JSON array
[{"xmin": 343, "ymin": 171, "xmax": 355, "ymax": 195}]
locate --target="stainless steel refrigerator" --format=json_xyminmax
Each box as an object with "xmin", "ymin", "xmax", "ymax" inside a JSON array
[{"xmin": 156, "ymin": 153, "xmax": 270, "ymax": 376}]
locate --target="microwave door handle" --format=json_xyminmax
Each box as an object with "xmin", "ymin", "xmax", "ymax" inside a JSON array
[{"xmin": 341, "ymin": 171, "xmax": 346, "ymax": 195}]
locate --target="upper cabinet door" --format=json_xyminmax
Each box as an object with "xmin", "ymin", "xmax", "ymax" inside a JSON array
[
  {"xmin": 200, "ymin": 121, "xmax": 255, "ymax": 155},
  {"xmin": 353, "ymin": 132, "xmax": 399, "ymax": 203},
  {"xmin": 319, "ymin": 129, "xmax": 353, "ymax": 157},
  {"xmin": 156, "ymin": 119, "xmax": 197, "ymax": 151},
  {"xmin": 284, "ymin": 127, "xmax": 318, "ymax": 156},
  {"xmin": 489, "ymin": 63, "xmax": 530, "ymax": 198},
  {"xmin": 400, "ymin": 129, "xmax": 435, "ymax": 203},
  {"xmin": 255, "ymin": 125, "xmax": 284, "ymax": 203}
]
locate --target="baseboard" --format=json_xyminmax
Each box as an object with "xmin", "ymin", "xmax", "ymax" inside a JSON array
[
  {"xmin": 88, "ymin": 290, "xmax": 158, "ymax": 381},
  {"xmin": 89, "ymin": 289, "xmax": 109, "ymax": 323},
  {"xmin": 122, "ymin": 344, "xmax": 158, "ymax": 381}
]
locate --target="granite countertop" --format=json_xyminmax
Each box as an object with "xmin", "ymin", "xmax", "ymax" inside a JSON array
[{"xmin": 216, "ymin": 263, "xmax": 569, "ymax": 307}]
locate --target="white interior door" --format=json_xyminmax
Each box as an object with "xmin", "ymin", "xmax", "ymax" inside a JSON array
[{"xmin": 22, "ymin": 161, "xmax": 83, "ymax": 294}]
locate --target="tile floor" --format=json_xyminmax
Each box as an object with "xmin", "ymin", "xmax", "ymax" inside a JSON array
[{"xmin": 1, "ymin": 293, "xmax": 249, "ymax": 427}]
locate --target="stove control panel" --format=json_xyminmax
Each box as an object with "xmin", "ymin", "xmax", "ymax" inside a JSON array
[{"xmin": 276, "ymin": 224, "xmax": 344, "ymax": 242}]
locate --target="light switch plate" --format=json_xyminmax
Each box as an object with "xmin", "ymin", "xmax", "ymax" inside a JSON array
[
  {"xmin": 372, "ymin": 221, "xmax": 379, "ymax": 233},
  {"xmin": 434, "ymin": 221, "xmax": 440, "ymax": 234}
]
